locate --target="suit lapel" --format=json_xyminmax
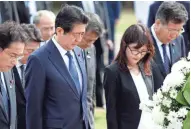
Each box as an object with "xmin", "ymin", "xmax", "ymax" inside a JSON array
[
  {"xmin": 13, "ymin": 67, "xmax": 25, "ymax": 100},
  {"xmin": 0, "ymin": 93, "xmax": 8, "ymax": 122},
  {"xmin": 4, "ymin": 71, "xmax": 17, "ymax": 129},
  {"xmin": 47, "ymin": 41, "xmax": 80, "ymax": 99},
  {"xmin": 73, "ymin": 47, "xmax": 87, "ymax": 96},
  {"xmin": 139, "ymin": 63, "xmax": 154, "ymax": 100},
  {"xmin": 3, "ymin": 72, "xmax": 13, "ymax": 122},
  {"xmin": 121, "ymin": 69, "xmax": 140, "ymax": 104},
  {"xmin": 151, "ymin": 31, "xmax": 166, "ymax": 77}
]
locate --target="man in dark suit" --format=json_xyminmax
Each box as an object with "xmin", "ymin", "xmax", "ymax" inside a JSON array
[
  {"xmin": 25, "ymin": 5, "xmax": 89, "ymax": 129},
  {"xmin": 148, "ymin": 1, "xmax": 190, "ymax": 55},
  {"xmin": 78, "ymin": 12, "xmax": 104, "ymax": 129},
  {"xmin": 150, "ymin": 2, "xmax": 188, "ymax": 91},
  {"xmin": 13, "ymin": 24, "xmax": 42, "ymax": 129},
  {"xmin": 0, "ymin": 21, "xmax": 28, "ymax": 129}
]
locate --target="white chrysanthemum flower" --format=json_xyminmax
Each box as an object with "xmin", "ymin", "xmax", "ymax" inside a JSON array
[
  {"xmin": 152, "ymin": 106, "xmax": 165, "ymax": 125},
  {"xmin": 161, "ymin": 84, "xmax": 171, "ymax": 93},
  {"xmin": 169, "ymin": 88, "xmax": 178, "ymax": 99},
  {"xmin": 162, "ymin": 97, "xmax": 172, "ymax": 108},
  {"xmin": 139, "ymin": 99, "xmax": 154, "ymax": 112},
  {"xmin": 153, "ymin": 89, "xmax": 163, "ymax": 105},
  {"xmin": 171, "ymin": 58, "xmax": 190, "ymax": 74},
  {"xmin": 163, "ymin": 71, "xmax": 185, "ymax": 88},
  {"xmin": 166, "ymin": 111, "xmax": 178, "ymax": 123},
  {"xmin": 177, "ymin": 107, "xmax": 188, "ymax": 118},
  {"xmin": 167, "ymin": 119, "xmax": 183, "ymax": 129}
]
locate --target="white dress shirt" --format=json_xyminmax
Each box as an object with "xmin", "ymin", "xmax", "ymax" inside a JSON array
[
  {"xmin": 40, "ymin": 39, "xmax": 50, "ymax": 47},
  {"xmin": 151, "ymin": 24, "xmax": 171, "ymax": 62},
  {"xmin": 52, "ymin": 36, "xmax": 83, "ymax": 91},
  {"xmin": 130, "ymin": 71, "xmax": 153, "ymax": 129}
]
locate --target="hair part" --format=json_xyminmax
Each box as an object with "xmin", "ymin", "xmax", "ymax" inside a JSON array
[
  {"xmin": 55, "ymin": 4, "xmax": 89, "ymax": 33},
  {"xmin": 0, "ymin": 21, "xmax": 29, "ymax": 49},
  {"xmin": 115, "ymin": 24, "xmax": 155, "ymax": 75},
  {"xmin": 155, "ymin": 1, "xmax": 188, "ymax": 24}
]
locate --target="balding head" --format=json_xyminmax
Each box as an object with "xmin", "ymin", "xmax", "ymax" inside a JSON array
[{"xmin": 33, "ymin": 10, "xmax": 56, "ymax": 41}]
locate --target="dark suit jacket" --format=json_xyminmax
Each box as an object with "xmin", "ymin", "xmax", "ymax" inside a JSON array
[
  {"xmin": 0, "ymin": 70, "xmax": 17, "ymax": 129},
  {"xmin": 13, "ymin": 66, "xmax": 26, "ymax": 129},
  {"xmin": 16, "ymin": 1, "xmax": 30, "ymax": 24},
  {"xmin": 151, "ymin": 30, "xmax": 186, "ymax": 91},
  {"xmin": 104, "ymin": 62, "xmax": 154, "ymax": 129},
  {"xmin": 25, "ymin": 39, "xmax": 88, "ymax": 129}
]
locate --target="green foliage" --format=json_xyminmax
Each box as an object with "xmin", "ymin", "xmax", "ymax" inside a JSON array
[
  {"xmin": 183, "ymin": 77, "xmax": 190, "ymax": 105},
  {"xmin": 176, "ymin": 76, "xmax": 190, "ymax": 106},
  {"xmin": 176, "ymin": 75, "xmax": 190, "ymax": 129},
  {"xmin": 183, "ymin": 111, "xmax": 190, "ymax": 129}
]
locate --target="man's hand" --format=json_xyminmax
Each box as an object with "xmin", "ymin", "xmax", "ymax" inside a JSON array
[{"xmin": 106, "ymin": 39, "xmax": 114, "ymax": 50}]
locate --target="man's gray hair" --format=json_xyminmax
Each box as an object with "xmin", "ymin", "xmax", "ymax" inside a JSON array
[
  {"xmin": 155, "ymin": 1, "xmax": 188, "ymax": 24},
  {"xmin": 85, "ymin": 12, "xmax": 105, "ymax": 36},
  {"xmin": 33, "ymin": 10, "xmax": 56, "ymax": 25}
]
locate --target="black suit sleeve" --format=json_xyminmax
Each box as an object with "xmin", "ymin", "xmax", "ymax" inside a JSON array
[{"xmin": 103, "ymin": 67, "xmax": 118, "ymax": 129}]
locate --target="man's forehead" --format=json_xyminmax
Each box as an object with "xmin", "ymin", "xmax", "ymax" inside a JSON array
[{"xmin": 72, "ymin": 24, "xmax": 87, "ymax": 31}]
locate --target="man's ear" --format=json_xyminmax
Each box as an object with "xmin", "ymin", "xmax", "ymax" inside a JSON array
[
  {"xmin": 155, "ymin": 19, "xmax": 161, "ymax": 28},
  {"xmin": 56, "ymin": 27, "xmax": 65, "ymax": 35}
]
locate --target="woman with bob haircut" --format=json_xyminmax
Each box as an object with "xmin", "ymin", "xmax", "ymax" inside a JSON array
[{"xmin": 104, "ymin": 24, "xmax": 155, "ymax": 129}]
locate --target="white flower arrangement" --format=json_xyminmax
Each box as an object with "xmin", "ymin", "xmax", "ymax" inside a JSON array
[{"xmin": 140, "ymin": 53, "xmax": 190, "ymax": 129}]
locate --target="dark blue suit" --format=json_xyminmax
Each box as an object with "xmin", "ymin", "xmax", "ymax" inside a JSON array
[
  {"xmin": 150, "ymin": 30, "xmax": 186, "ymax": 92},
  {"xmin": 25, "ymin": 39, "xmax": 88, "ymax": 129}
]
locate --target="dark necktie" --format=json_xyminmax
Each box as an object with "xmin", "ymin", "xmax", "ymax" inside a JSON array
[
  {"xmin": 162, "ymin": 44, "xmax": 171, "ymax": 74},
  {"xmin": 66, "ymin": 51, "xmax": 81, "ymax": 95},
  {"xmin": 20, "ymin": 65, "xmax": 25, "ymax": 88},
  {"xmin": 0, "ymin": 73, "xmax": 9, "ymax": 117}
]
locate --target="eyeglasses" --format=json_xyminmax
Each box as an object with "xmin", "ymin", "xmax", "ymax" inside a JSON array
[
  {"xmin": 70, "ymin": 32, "xmax": 85, "ymax": 39},
  {"xmin": 4, "ymin": 51, "xmax": 24, "ymax": 61},
  {"xmin": 128, "ymin": 46, "xmax": 148, "ymax": 56},
  {"xmin": 165, "ymin": 26, "xmax": 185, "ymax": 35}
]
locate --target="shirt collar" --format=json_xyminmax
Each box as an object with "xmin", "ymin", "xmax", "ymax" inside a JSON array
[
  {"xmin": 52, "ymin": 35, "xmax": 67, "ymax": 56},
  {"xmin": 151, "ymin": 24, "xmax": 163, "ymax": 46},
  {"xmin": 16, "ymin": 61, "xmax": 23, "ymax": 68}
]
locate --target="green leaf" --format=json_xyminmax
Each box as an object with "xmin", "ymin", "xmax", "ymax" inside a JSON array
[
  {"xmin": 176, "ymin": 76, "xmax": 190, "ymax": 106},
  {"xmin": 183, "ymin": 111, "xmax": 190, "ymax": 129},
  {"xmin": 176, "ymin": 90, "xmax": 188, "ymax": 106},
  {"xmin": 183, "ymin": 76, "xmax": 190, "ymax": 105}
]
